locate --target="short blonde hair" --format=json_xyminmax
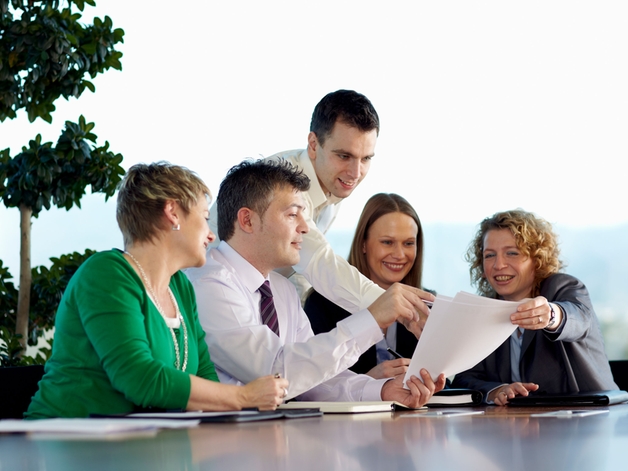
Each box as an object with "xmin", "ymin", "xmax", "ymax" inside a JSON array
[
  {"xmin": 467, "ymin": 209, "xmax": 562, "ymax": 298},
  {"xmin": 116, "ymin": 162, "xmax": 209, "ymax": 247}
]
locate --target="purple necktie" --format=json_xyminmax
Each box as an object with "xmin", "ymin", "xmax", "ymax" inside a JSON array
[{"xmin": 258, "ymin": 280, "xmax": 280, "ymax": 336}]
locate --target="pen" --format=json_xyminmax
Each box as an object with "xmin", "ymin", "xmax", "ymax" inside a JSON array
[{"xmin": 387, "ymin": 348, "xmax": 403, "ymax": 359}]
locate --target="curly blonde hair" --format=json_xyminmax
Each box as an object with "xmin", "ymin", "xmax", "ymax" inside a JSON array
[{"xmin": 467, "ymin": 209, "xmax": 563, "ymax": 298}]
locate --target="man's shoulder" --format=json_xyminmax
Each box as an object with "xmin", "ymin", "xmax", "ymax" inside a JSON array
[
  {"xmin": 264, "ymin": 149, "xmax": 307, "ymax": 167},
  {"xmin": 185, "ymin": 248, "xmax": 234, "ymax": 285}
]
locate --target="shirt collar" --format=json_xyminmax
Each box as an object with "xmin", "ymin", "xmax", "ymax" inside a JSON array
[{"xmin": 217, "ymin": 240, "xmax": 266, "ymax": 294}]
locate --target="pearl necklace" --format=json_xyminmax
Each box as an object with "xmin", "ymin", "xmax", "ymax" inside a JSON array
[{"xmin": 125, "ymin": 251, "xmax": 188, "ymax": 371}]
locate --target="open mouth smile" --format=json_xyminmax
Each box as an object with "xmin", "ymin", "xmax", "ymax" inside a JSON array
[
  {"xmin": 338, "ymin": 178, "xmax": 357, "ymax": 188},
  {"xmin": 383, "ymin": 262, "xmax": 406, "ymax": 271},
  {"xmin": 494, "ymin": 275, "xmax": 514, "ymax": 282}
]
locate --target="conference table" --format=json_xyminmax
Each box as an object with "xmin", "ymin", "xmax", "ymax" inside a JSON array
[{"xmin": 1, "ymin": 404, "xmax": 627, "ymax": 471}]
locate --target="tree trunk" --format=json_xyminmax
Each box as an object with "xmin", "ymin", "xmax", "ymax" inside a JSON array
[{"xmin": 16, "ymin": 203, "xmax": 32, "ymax": 353}]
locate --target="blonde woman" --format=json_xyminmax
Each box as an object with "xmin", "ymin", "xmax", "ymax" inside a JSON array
[
  {"xmin": 452, "ymin": 209, "xmax": 617, "ymax": 405},
  {"xmin": 27, "ymin": 162, "xmax": 287, "ymax": 418}
]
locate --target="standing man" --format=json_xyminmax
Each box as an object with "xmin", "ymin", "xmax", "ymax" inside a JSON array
[
  {"xmin": 208, "ymin": 90, "xmax": 428, "ymax": 336},
  {"xmin": 188, "ymin": 160, "xmax": 444, "ymax": 405}
]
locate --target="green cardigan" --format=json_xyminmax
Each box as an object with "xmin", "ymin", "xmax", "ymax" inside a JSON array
[{"xmin": 26, "ymin": 250, "xmax": 218, "ymax": 418}]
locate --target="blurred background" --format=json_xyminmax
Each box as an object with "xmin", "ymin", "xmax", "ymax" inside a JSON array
[{"xmin": 1, "ymin": 1, "xmax": 627, "ymax": 357}]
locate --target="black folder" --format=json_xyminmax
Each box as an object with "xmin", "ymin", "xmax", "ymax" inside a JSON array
[
  {"xmin": 507, "ymin": 389, "xmax": 628, "ymax": 407},
  {"xmin": 426, "ymin": 388, "xmax": 483, "ymax": 407},
  {"xmin": 93, "ymin": 408, "xmax": 322, "ymax": 423}
]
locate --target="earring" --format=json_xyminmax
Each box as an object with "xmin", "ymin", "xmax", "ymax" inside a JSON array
[{"xmin": 172, "ymin": 224, "xmax": 180, "ymax": 231}]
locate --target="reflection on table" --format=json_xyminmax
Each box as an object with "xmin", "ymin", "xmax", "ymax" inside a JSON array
[{"xmin": 1, "ymin": 404, "xmax": 627, "ymax": 471}]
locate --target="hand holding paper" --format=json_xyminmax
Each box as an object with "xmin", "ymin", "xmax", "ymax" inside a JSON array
[
  {"xmin": 382, "ymin": 370, "xmax": 446, "ymax": 408},
  {"xmin": 403, "ymin": 292, "xmax": 524, "ymax": 386}
]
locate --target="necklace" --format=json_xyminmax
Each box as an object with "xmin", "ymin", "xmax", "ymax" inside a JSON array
[{"xmin": 125, "ymin": 251, "xmax": 188, "ymax": 371}]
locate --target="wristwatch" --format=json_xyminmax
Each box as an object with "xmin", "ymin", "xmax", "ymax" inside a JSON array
[{"xmin": 546, "ymin": 304, "xmax": 556, "ymax": 328}]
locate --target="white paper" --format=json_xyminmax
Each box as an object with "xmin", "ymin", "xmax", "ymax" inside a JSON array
[{"xmin": 404, "ymin": 291, "xmax": 522, "ymax": 385}]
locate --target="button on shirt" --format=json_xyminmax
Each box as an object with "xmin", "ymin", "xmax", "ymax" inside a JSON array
[
  {"xmin": 207, "ymin": 149, "xmax": 385, "ymax": 311},
  {"xmin": 186, "ymin": 241, "xmax": 388, "ymax": 401}
]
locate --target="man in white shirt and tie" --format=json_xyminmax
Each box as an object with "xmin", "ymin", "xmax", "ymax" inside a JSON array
[
  {"xmin": 187, "ymin": 159, "xmax": 444, "ymax": 406},
  {"xmin": 207, "ymin": 90, "xmax": 429, "ymax": 337}
]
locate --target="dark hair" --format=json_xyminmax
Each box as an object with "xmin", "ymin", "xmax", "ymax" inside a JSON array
[
  {"xmin": 116, "ymin": 162, "xmax": 209, "ymax": 247},
  {"xmin": 466, "ymin": 209, "xmax": 563, "ymax": 298},
  {"xmin": 347, "ymin": 193, "xmax": 424, "ymax": 289},
  {"xmin": 310, "ymin": 90, "xmax": 380, "ymax": 146},
  {"xmin": 217, "ymin": 159, "xmax": 311, "ymax": 241}
]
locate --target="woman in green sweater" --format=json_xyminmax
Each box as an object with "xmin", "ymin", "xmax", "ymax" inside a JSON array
[{"xmin": 27, "ymin": 162, "xmax": 288, "ymax": 418}]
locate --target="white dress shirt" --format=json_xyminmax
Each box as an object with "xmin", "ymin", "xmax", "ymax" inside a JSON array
[
  {"xmin": 207, "ymin": 149, "xmax": 385, "ymax": 311},
  {"xmin": 186, "ymin": 241, "xmax": 388, "ymax": 401}
]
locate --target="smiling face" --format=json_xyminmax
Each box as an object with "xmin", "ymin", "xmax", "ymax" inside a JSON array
[
  {"xmin": 307, "ymin": 120, "xmax": 377, "ymax": 199},
  {"xmin": 253, "ymin": 186, "xmax": 309, "ymax": 276},
  {"xmin": 482, "ymin": 228, "xmax": 536, "ymax": 301},
  {"xmin": 179, "ymin": 194, "xmax": 215, "ymax": 268},
  {"xmin": 362, "ymin": 212, "xmax": 418, "ymax": 290}
]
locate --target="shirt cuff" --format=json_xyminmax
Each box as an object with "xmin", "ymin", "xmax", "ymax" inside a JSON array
[
  {"xmin": 337, "ymin": 309, "xmax": 383, "ymax": 350},
  {"xmin": 363, "ymin": 377, "xmax": 390, "ymax": 401}
]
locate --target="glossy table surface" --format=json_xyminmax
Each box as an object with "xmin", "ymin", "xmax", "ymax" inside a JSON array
[{"xmin": 2, "ymin": 404, "xmax": 628, "ymax": 471}]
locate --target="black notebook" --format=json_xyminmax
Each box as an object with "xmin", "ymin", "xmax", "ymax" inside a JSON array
[
  {"xmin": 507, "ymin": 389, "xmax": 628, "ymax": 407},
  {"xmin": 426, "ymin": 388, "xmax": 483, "ymax": 407},
  {"xmin": 93, "ymin": 408, "xmax": 322, "ymax": 423}
]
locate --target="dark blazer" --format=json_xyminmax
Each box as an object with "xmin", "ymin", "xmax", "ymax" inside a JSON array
[
  {"xmin": 304, "ymin": 290, "xmax": 418, "ymax": 375},
  {"xmin": 452, "ymin": 273, "xmax": 618, "ymax": 396}
]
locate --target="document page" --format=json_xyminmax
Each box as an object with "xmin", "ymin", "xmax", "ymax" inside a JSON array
[{"xmin": 404, "ymin": 292, "xmax": 522, "ymax": 386}]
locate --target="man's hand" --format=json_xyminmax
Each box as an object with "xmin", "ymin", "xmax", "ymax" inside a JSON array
[
  {"xmin": 488, "ymin": 382, "xmax": 539, "ymax": 406},
  {"xmin": 380, "ymin": 368, "xmax": 446, "ymax": 409},
  {"xmin": 368, "ymin": 283, "xmax": 434, "ymax": 337},
  {"xmin": 366, "ymin": 358, "xmax": 410, "ymax": 379}
]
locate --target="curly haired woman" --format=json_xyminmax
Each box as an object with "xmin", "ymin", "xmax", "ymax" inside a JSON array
[{"xmin": 452, "ymin": 209, "xmax": 617, "ymax": 405}]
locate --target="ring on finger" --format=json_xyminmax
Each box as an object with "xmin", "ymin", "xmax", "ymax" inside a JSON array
[{"xmin": 282, "ymin": 388, "xmax": 288, "ymax": 398}]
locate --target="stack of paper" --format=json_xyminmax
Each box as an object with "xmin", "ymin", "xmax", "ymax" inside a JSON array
[{"xmin": 404, "ymin": 292, "xmax": 522, "ymax": 385}]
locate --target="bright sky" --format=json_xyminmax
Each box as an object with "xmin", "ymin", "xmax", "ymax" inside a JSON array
[{"xmin": 1, "ymin": 0, "xmax": 627, "ymax": 276}]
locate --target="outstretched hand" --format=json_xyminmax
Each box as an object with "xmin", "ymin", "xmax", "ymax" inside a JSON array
[
  {"xmin": 368, "ymin": 283, "xmax": 434, "ymax": 338},
  {"xmin": 511, "ymin": 297, "xmax": 562, "ymax": 331}
]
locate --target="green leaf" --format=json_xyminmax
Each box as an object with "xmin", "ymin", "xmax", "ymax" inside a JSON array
[{"xmin": 83, "ymin": 80, "xmax": 95, "ymax": 92}]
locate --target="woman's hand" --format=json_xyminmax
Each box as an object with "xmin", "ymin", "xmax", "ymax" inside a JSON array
[
  {"xmin": 366, "ymin": 358, "xmax": 410, "ymax": 379},
  {"xmin": 488, "ymin": 382, "xmax": 539, "ymax": 406},
  {"xmin": 511, "ymin": 296, "xmax": 563, "ymax": 331},
  {"xmin": 239, "ymin": 375, "xmax": 289, "ymax": 410}
]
